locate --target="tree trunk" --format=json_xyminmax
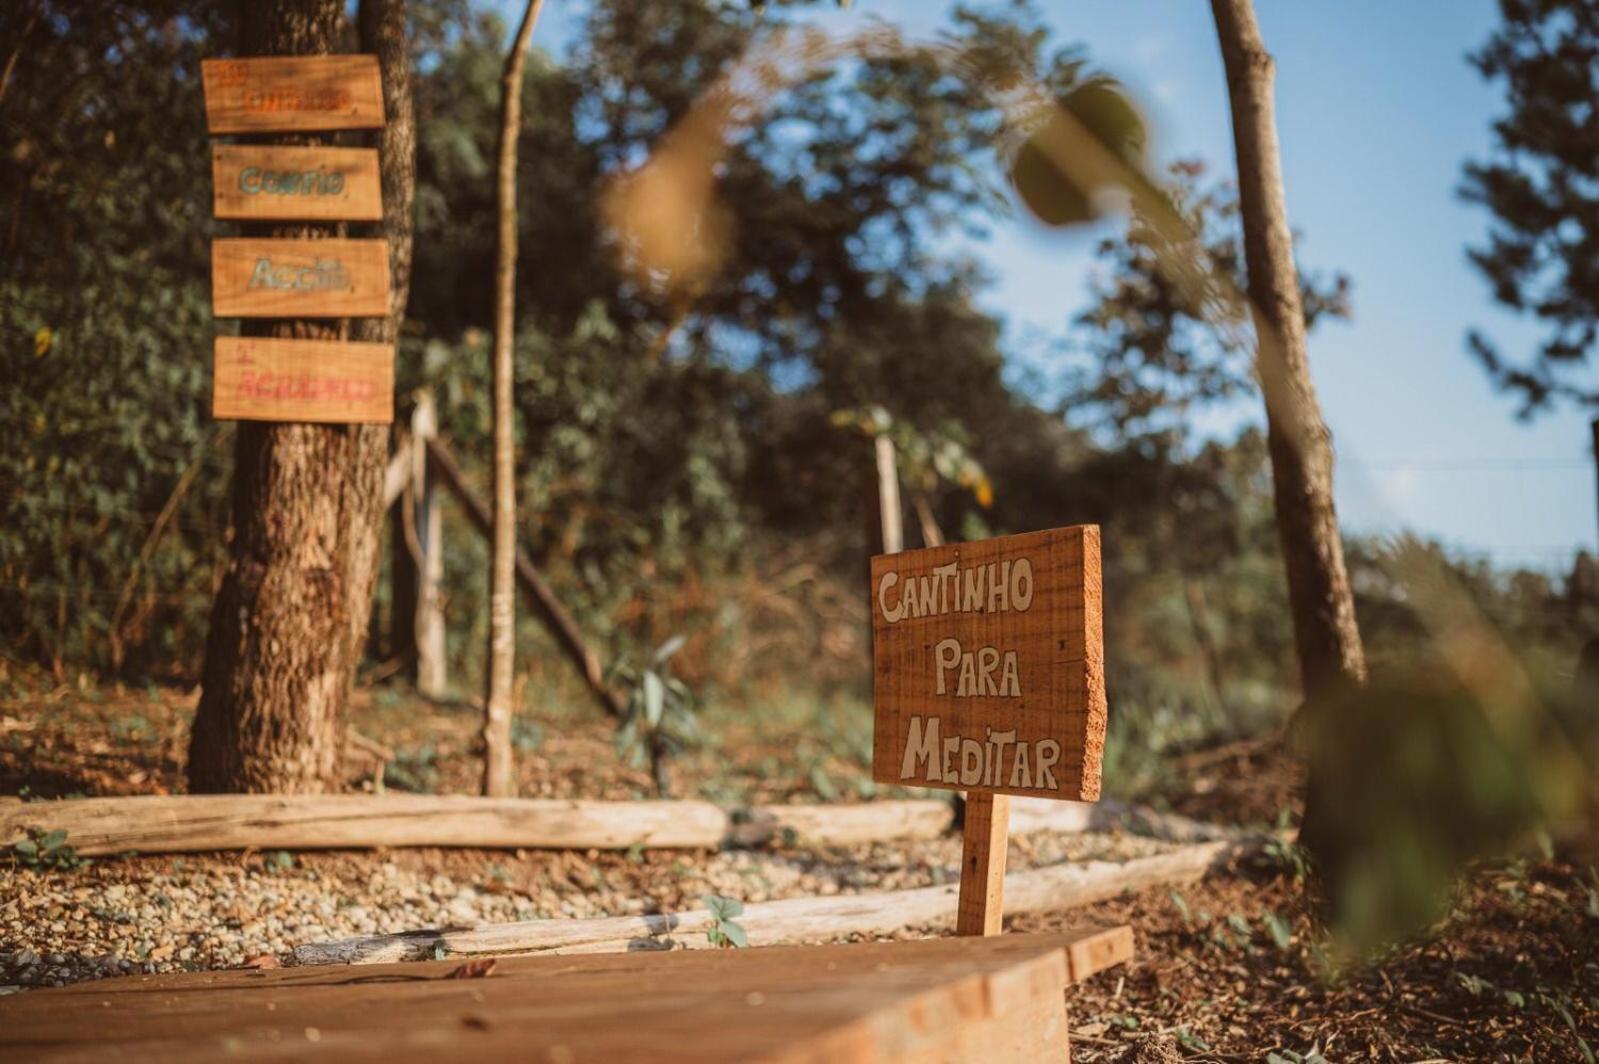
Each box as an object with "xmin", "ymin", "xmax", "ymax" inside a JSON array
[
  {"xmin": 483, "ymin": 0, "xmax": 544, "ymax": 797},
  {"xmin": 188, "ymin": 0, "xmax": 415, "ymax": 793},
  {"xmin": 1209, "ymin": 0, "xmax": 1366, "ymax": 701}
]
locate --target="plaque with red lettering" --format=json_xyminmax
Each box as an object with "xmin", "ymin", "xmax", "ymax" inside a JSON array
[
  {"xmin": 201, "ymin": 56, "xmax": 385, "ymax": 134},
  {"xmin": 212, "ymin": 238, "xmax": 391, "ymax": 318},
  {"xmin": 213, "ymin": 146, "xmax": 382, "ymax": 221},
  {"xmin": 870, "ymin": 526, "xmax": 1106, "ymax": 801},
  {"xmin": 213, "ymin": 336, "xmax": 393, "ymax": 424}
]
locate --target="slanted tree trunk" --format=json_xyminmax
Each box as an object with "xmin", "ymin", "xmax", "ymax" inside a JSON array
[
  {"xmin": 188, "ymin": 0, "xmax": 415, "ymax": 793},
  {"xmin": 483, "ymin": 0, "xmax": 544, "ymax": 797},
  {"xmin": 1209, "ymin": 0, "xmax": 1366, "ymax": 701}
]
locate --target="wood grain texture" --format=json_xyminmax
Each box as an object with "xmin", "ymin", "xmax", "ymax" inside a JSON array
[
  {"xmin": 292, "ymin": 844, "xmax": 1236, "ymax": 966},
  {"xmin": 212, "ymin": 238, "xmax": 391, "ymax": 318},
  {"xmin": 0, "ymin": 932, "xmax": 1116, "ymax": 1063},
  {"xmin": 213, "ymin": 145, "xmax": 382, "ymax": 221},
  {"xmin": 956, "ymin": 793, "xmax": 1010, "ymax": 936},
  {"xmin": 872, "ymin": 525, "xmax": 1106, "ymax": 801},
  {"xmin": 213, "ymin": 336, "xmax": 393, "ymax": 424},
  {"xmin": 201, "ymin": 55, "xmax": 384, "ymax": 133}
]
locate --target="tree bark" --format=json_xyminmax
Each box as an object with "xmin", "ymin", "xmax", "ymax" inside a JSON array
[
  {"xmin": 188, "ymin": 0, "xmax": 415, "ymax": 793},
  {"xmin": 1209, "ymin": 0, "xmax": 1366, "ymax": 701},
  {"xmin": 484, "ymin": 0, "xmax": 544, "ymax": 797}
]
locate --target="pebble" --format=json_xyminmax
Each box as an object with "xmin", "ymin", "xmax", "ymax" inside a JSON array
[{"xmin": 0, "ymin": 828, "xmax": 1171, "ymax": 990}]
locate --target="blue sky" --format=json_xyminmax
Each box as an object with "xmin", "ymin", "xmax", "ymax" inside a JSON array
[{"xmin": 528, "ymin": 0, "xmax": 1597, "ymax": 572}]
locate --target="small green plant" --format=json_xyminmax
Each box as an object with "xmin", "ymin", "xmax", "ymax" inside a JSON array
[
  {"xmin": 266, "ymin": 850, "xmax": 294, "ymax": 873},
  {"xmin": 12, "ymin": 827, "xmax": 88, "ymax": 870},
  {"xmin": 1263, "ymin": 910, "xmax": 1294, "ymax": 951},
  {"xmin": 613, "ymin": 636, "xmax": 702, "ymax": 796},
  {"xmin": 1174, "ymin": 1027, "xmax": 1210, "ymax": 1052},
  {"xmin": 703, "ymin": 893, "xmax": 748, "ymax": 949},
  {"xmin": 1267, "ymin": 1047, "xmax": 1328, "ymax": 1064}
]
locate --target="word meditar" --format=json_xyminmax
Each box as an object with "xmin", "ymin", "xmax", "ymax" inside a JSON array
[
  {"xmin": 934, "ymin": 638, "xmax": 1020, "ymax": 697},
  {"xmin": 898, "ymin": 716, "xmax": 1061, "ymax": 790},
  {"xmin": 248, "ymin": 257, "xmax": 350, "ymax": 291},
  {"xmin": 877, "ymin": 557, "xmax": 1034, "ymax": 625}
]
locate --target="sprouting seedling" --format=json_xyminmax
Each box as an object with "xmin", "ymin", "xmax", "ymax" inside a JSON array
[
  {"xmin": 703, "ymin": 893, "xmax": 748, "ymax": 949},
  {"xmin": 12, "ymin": 827, "xmax": 88, "ymax": 871}
]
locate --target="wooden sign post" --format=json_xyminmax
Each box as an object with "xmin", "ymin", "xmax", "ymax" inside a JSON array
[
  {"xmin": 871, "ymin": 525, "xmax": 1106, "ymax": 935},
  {"xmin": 202, "ymin": 53, "xmax": 394, "ymax": 424}
]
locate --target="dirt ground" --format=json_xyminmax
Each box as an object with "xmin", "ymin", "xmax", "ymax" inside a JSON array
[{"xmin": 2, "ymin": 680, "xmax": 1596, "ymax": 1061}]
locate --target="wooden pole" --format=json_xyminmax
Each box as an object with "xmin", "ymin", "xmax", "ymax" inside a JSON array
[
  {"xmin": 484, "ymin": 0, "xmax": 544, "ymax": 797},
  {"xmin": 873, "ymin": 434, "xmax": 903, "ymax": 555},
  {"xmin": 413, "ymin": 391, "xmax": 447, "ymax": 698},
  {"xmin": 955, "ymin": 793, "xmax": 1010, "ymax": 936}
]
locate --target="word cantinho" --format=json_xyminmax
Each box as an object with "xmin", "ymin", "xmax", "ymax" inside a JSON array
[{"xmin": 876, "ymin": 556, "xmax": 1035, "ymax": 625}]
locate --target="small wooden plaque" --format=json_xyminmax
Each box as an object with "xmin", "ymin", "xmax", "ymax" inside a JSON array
[
  {"xmin": 871, "ymin": 525, "xmax": 1106, "ymax": 802},
  {"xmin": 201, "ymin": 55, "xmax": 385, "ymax": 133},
  {"xmin": 212, "ymin": 145, "xmax": 382, "ymax": 221},
  {"xmin": 213, "ymin": 336, "xmax": 393, "ymax": 424},
  {"xmin": 212, "ymin": 238, "xmax": 391, "ymax": 318}
]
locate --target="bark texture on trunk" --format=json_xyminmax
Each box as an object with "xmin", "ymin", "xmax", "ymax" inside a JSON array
[
  {"xmin": 1210, "ymin": 0, "xmax": 1366, "ymax": 700},
  {"xmin": 483, "ymin": 0, "xmax": 544, "ymax": 797},
  {"xmin": 188, "ymin": 0, "xmax": 414, "ymax": 794}
]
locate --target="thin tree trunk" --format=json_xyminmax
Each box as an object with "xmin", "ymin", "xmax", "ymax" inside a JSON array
[
  {"xmin": 1209, "ymin": 0, "xmax": 1366, "ymax": 701},
  {"xmin": 484, "ymin": 0, "xmax": 544, "ymax": 797},
  {"xmin": 188, "ymin": 0, "xmax": 415, "ymax": 794}
]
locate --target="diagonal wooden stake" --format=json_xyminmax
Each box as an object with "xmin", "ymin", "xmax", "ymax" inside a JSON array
[{"xmin": 955, "ymin": 792, "xmax": 1011, "ymax": 936}]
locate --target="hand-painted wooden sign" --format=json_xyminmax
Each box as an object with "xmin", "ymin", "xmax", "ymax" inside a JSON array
[
  {"xmin": 871, "ymin": 525, "xmax": 1106, "ymax": 802},
  {"xmin": 201, "ymin": 55, "xmax": 384, "ymax": 134},
  {"xmin": 212, "ymin": 146, "xmax": 382, "ymax": 221},
  {"xmin": 213, "ymin": 336, "xmax": 393, "ymax": 424},
  {"xmin": 212, "ymin": 238, "xmax": 391, "ymax": 318}
]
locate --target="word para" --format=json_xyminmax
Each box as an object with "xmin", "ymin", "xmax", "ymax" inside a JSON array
[
  {"xmin": 239, "ymin": 167, "xmax": 346, "ymax": 197},
  {"xmin": 898, "ymin": 716, "xmax": 1061, "ymax": 790},
  {"xmin": 242, "ymin": 87, "xmax": 353, "ymax": 115},
  {"xmin": 934, "ymin": 637, "xmax": 1020, "ymax": 697},
  {"xmin": 877, "ymin": 556, "xmax": 1034, "ymax": 625},
  {"xmin": 248, "ymin": 257, "xmax": 350, "ymax": 291}
]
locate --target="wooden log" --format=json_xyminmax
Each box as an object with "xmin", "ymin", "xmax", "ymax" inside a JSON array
[
  {"xmin": 0, "ymin": 795, "xmax": 727, "ymax": 856},
  {"xmin": 0, "ymin": 794, "xmax": 1246, "ymax": 858},
  {"xmin": 292, "ymin": 839, "xmax": 1245, "ymax": 965},
  {"xmin": 728, "ymin": 799, "xmax": 953, "ymax": 847}
]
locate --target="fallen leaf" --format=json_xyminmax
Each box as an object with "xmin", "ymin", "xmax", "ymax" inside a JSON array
[
  {"xmin": 445, "ymin": 959, "xmax": 497, "ymax": 980},
  {"xmin": 242, "ymin": 954, "xmax": 280, "ymax": 969}
]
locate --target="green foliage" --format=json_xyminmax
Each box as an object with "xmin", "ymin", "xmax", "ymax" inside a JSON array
[
  {"xmin": 1463, "ymin": 0, "xmax": 1599, "ymax": 414},
  {"xmin": 613, "ymin": 636, "xmax": 703, "ymax": 795},
  {"xmin": 12, "ymin": 827, "xmax": 88, "ymax": 871},
  {"xmin": 702, "ymin": 892, "xmax": 748, "ymax": 948}
]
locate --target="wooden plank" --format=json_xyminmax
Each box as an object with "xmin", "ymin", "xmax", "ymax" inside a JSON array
[
  {"xmin": 955, "ymin": 793, "xmax": 1010, "ymax": 936},
  {"xmin": 213, "ymin": 145, "xmax": 382, "ymax": 221},
  {"xmin": 0, "ymin": 795, "xmax": 728, "ymax": 855},
  {"xmin": 292, "ymin": 843, "xmax": 1238, "ymax": 966},
  {"xmin": 213, "ymin": 337, "xmax": 393, "ymax": 424},
  {"xmin": 0, "ymin": 931, "xmax": 1108, "ymax": 1063},
  {"xmin": 871, "ymin": 525, "xmax": 1106, "ymax": 801},
  {"xmin": 201, "ymin": 55, "xmax": 384, "ymax": 133},
  {"xmin": 212, "ymin": 238, "xmax": 391, "ymax": 319}
]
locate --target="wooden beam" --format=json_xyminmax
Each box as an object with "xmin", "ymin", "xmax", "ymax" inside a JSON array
[
  {"xmin": 2, "ymin": 931, "xmax": 1117, "ymax": 1064},
  {"xmin": 0, "ymin": 795, "xmax": 726, "ymax": 855},
  {"xmin": 956, "ymin": 792, "xmax": 1009, "ymax": 936},
  {"xmin": 293, "ymin": 840, "xmax": 1245, "ymax": 965},
  {"xmin": 425, "ymin": 438, "xmax": 624, "ymax": 719}
]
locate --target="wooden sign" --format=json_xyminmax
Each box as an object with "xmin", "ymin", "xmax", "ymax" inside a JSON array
[
  {"xmin": 201, "ymin": 55, "xmax": 385, "ymax": 133},
  {"xmin": 871, "ymin": 525, "xmax": 1106, "ymax": 800},
  {"xmin": 212, "ymin": 145, "xmax": 382, "ymax": 221},
  {"xmin": 212, "ymin": 238, "xmax": 391, "ymax": 318},
  {"xmin": 213, "ymin": 336, "xmax": 393, "ymax": 424}
]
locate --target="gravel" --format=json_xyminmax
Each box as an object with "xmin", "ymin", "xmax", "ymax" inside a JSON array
[{"xmin": 0, "ymin": 828, "xmax": 1173, "ymax": 991}]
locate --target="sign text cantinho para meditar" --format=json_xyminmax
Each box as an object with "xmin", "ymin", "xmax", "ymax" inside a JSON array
[{"xmin": 871, "ymin": 525, "xmax": 1106, "ymax": 802}]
